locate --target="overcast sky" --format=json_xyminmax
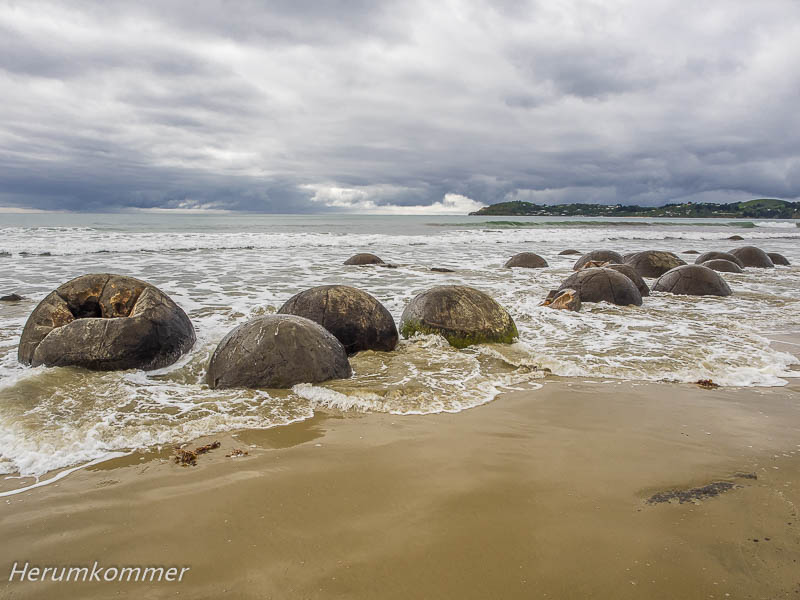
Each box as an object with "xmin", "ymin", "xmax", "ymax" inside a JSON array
[{"xmin": 1, "ymin": 0, "xmax": 799, "ymax": 213}]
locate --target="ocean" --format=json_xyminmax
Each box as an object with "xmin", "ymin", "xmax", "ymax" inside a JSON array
[{"xmin": 1, "ymin": 213, "xmax": 798, "ymax": 478}]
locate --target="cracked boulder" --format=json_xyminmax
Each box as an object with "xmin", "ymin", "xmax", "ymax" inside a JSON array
[
  {"xmin": 573, "ymin": 250, "xmax": 623, "ymax": 271},
  {"xmin": 694, "ymin": 251, "xmax": 744, "ymax": 268},
  {"xmin": 653, "ymin": 265, "xmax": 733, "ymax": 296},
  {"xmin": 278, "ymin": 285, "xmax": 398, "ymax": 355},
  {"xmin": 206, "ymin": 314, "xmax": 352, "ymax": 389},
  {"xmin": 728, "ymin": 246, "xmax": 774, "ymax": 268},
  {"xmin": 504, "ymin": 252, "xmax": 548, "ymax": 268},
  {"xmin": 700, "ymin": 259, "xmax": 743, "ymax": 273},
  {"xmin": 624, "ymin": 250, "xmax": 686, "ymax": 278},
  {"xmin": 400, "ymin": 285, "xmax": 518, "ymax": 348},
  {"xmin": 604, "ymin": 263, "xmax": 650, "ymax": 297},
  {"xmin": 558, "ymin": 268, "xmax": 643, "ymax": 306},
  {"xmin": 18, "ymin": 273, "xmax": 195, "ymax": 370}
]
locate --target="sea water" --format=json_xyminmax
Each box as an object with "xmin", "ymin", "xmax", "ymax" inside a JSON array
[{"xmin": 0, "ymin": 213, "xmax": 798, "ymax": 477}]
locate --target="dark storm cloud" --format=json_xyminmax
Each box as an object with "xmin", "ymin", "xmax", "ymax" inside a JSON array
[{"xmin": 0, "ymin": 0, "xmax": 799, "ymax": 213}]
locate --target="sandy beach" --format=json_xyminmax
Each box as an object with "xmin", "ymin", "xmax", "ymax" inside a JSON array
[{"xmin": 3, "ymin": 375, "xmax": 800, "ymax": 599}]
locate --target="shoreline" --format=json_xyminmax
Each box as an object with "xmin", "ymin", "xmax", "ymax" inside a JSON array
[{"xmin": 3, "ymin": 377, "xmax": 800, "ymax": 598}]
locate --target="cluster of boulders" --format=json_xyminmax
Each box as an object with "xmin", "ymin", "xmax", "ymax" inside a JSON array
[{"xmin": 13, "ymin": 244, "xmax": 792, "ymax": 389}]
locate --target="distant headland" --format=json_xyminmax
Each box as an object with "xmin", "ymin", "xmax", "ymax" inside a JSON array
[{"xmin": 469, "ymin": 198, "xmax": 800, "ymax": 219}]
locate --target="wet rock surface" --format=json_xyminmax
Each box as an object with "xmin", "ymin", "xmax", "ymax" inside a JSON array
[
  {"xmin": 504, "ymin": 252, "xmax": 548, "ymax": 268},
  {"xmin": 767, "ymin": 252, "xmax": 790, "ymax": 266},
  {"xmin": 206, "ymin": 314, "xmax": 352, "ymax": 389},
  {"xmin": 652, "ymin": 265, "xmax": 733, "ymax": 296},
  {"xmin": 278, "ymin": 285, "xmax": 398, "ymax": 355},
  {"xmin": 344, "ymin": 253, "xmax": 385, "ymax": 265},
  {"xmin": 701, "ymin": 259, "xmax": 743, "ymax": 273},
  {"xmin": 18, "ymin": 274, "xmax": 195, "ymax": 370},
  {"xmin": 558, "ymin": 268, "xmax": 643, "ymax": 306},
  {"xmin": 604, "ymin": 263, "xmax": 650, "ymax": 297},
  {"xmin": 624, "ymin": 250, "xmax": 686, "ymax": 278},
  {"xmin": 400, "ymin": 285, "xmax": 518, "ymax": 348},
  {"xmin": 694, "ymin": 251, "xmax": 744, "ymax": 268},
  {"xmin": 729, "ymin": 246, "xmax": 774, "ymax": 268}
]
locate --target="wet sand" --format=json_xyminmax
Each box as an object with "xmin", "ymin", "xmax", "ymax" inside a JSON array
[{"xmin": 2, "ymin": 377, "xmax": 800, "ymax": 599}]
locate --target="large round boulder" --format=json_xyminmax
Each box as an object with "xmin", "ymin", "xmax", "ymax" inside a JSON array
[
  {"xmin": 652, "ymin": 265, "xmax": 732, "ymax": 297},
  {"xmin": 767, "ymin": 252, "xmax": 790, "ymax": 266},
  {"xmin": 624, "ymin": 251, "xmax": 686, "ymax": 278},
  {"xmin": 206, "ymin": 315, "xmax": 352, "ymax": 389},
  {"xmin": 504, "ymin": 252, "xmax": 548, "ymax": 268},
  {"xmin": 278, "ymin": 285, "xmax": 398, "ymax": 355},
  {"xmin": 701, "ymin": 259, "xmax": 743, "ymax": 273},
  {"xmin": 399, "ymin": 285, "xmax": 518, "ymax": 348},
  {"xmin": 728, "ymin": 246, "xmax": 774, "ymax": 268},
  {"xmin": 604, "ymin": 263, "xmax": 650, "ymax": 297},
  {"xmin": 558, "ymin": 268, "xmax": 643, "ymax": 306},
  {"xmin": 18, "ymin": 274, "xmax": 195, "ymax": 370},
  {"xmin": 573, "ymin": 250, "xmax": 623, "ymax": 271},
  {"xmin": 344, "ymin": 253, "xmax": 384, "ymax": 265},
  {"xmin": 694, "ymin": 251, "xmax": 744, "ymax": 268}
]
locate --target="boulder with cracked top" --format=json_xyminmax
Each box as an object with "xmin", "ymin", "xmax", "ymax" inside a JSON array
[
  {"xmin": 543, "ymin": 288, "xmax": 581, "ymax": 311},
  {"xmin": 652, "ymin": 265, "xmax": 732, "ymax": 296},
  {"xmin": 18, "ymin": 273, "xmax": 195, "ymax": 370},
  {"xmin": 694, "ymin": 251, "xmax": 744, "ymax": 268},
  {"xmin": 701, "ymin": 259, "xmax": 743, "ymax": 273},
  {"xmin": 573, "ymin": 250, "xmax": 623, "ymax": 271},
  {"xmin": 624, "ymin": 251, "xmax": 686, "ymax": 278},
  {"xmin": 206, "ymin": 314, "xmax": 352, "ymax": 389},
  {"xmin": 728, "ymin": 246, "xmax": 774, "ymax": 268},
  {"xmin": 278, "ymin": 285, "xmax": 398, "ymax": 355},
  {"xmin": 558, "ymin": 268, "xmax": 643, "ymax": 306}
]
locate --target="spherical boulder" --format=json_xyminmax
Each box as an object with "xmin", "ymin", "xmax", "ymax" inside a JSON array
[
  {"xmin": 767, "ymin": 252, "xmax": 790, "ymax": 266},
  {"xmin": 604, "ymin": 263, "xmax": 650, "ymax": 297},
  {"xmin": 728, "ymin": 246, "xmax": 774, "ymax": 268},
  {"xmin": 278, "ymin": 285, "xmax": 398, "ymax": 355},
  {"xmin": 573, "ymin": 250, "xmax": 623, "ymax": 271},
  {"xmin": 624, "ymin": 251, "xmax": 686, "ymax": 278},
  {"xmin": 399, "ymin": 285, "xmax": 518, "ymax": 348},
  {"xmin": 694, "ymin": 251, "xmax": 744, "ymax": 268},
  {"xmin": 558, "ymin": 268, "xmax": 643, "ymax": 306},
  {"xmin": 206, "ymin": 315, "xmax": 352, "ymax": 389},
  {"xmin": 558, "ymin": 249, "xmax": 581, "ymax": 256},
  {"xmin": 652, "ymin": 265, "xmax": 732, "ymax": 297},
  {"xmin": 344, "ymin": 253, "xmax": 384, "ymax": 265},
  {"xmin": 701, "ymin": 259, "xmax": 743, "ymax": 273},
  {"xmin": 504, "ymin": 252, "xmax": 548, "ymax": 268},
  {"xmin": 18, "ymin": 273, "xmax": 195, "ymax": 370}
]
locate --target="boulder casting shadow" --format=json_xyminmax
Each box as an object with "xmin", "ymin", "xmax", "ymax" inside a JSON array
[
  {"xmin": 18, "ymin": 273, "xmax": 195, "ymax": 370},
  {"xmin": 278, "ymin": 285, "xmax": 398, "ymax": 355},
  {"xmin": 400, "ymin": 285, "xmax": 518, "ymax": 348},
  {"xmin": 206, "ymin": 314, "xmax": 352, "ymax": 390}
]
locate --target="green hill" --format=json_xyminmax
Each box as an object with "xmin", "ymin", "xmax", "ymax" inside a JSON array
[{"xmin": 469, "ymin": 199, "xmax": 800, "ymax": 219}]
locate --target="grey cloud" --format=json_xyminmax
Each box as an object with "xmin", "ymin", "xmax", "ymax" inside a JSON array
[{"xmin": 1, "ymin": 0, "xmax": 800, "ymax": 213}]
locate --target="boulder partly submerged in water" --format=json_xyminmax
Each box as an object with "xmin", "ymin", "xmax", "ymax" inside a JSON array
[
  {"xmin": 278, "ymin": 285, "xmax": 398, "ymax": 355},
  {"xmin": 652, "ymin": 265, "xmax": 733, "ymax": 297},
  {"xmin": 504, "ymin": 252, "xmax": 548, "ymax": 268},
  {"xmin": 700, "ymin": 259, "xmax": 743, "ymax": 273},
  {"xmin": 344, "ymin": 253, "xmax": 385, "ymax": 265},
  {"xmin": 573, "ymin": 250, "xmax": 623, "ymax": 271},
  {"xmin": 558, "ymin": 268, "xmax": 643, "ymax": 306},
  {"xmin": 624, "ymin": 250, "xmax": 686, "ymax": 278},
  {"xmin": 767, "ymin": 252, "xmax": 791, "ymax": 266},
  {"xmin": 694, "ymin": 251, "xmax": 744, "ymax": 268},
  {"xmin": 604, "ymin": 263, "xmax": 650, "ymax": 297},
  {"xmin": 558, "ymin": 249, "xmax": 581, "ymax": 256},
  {"xmin": 206, "ymin": 314, "xmax": 352, "ymax": 389},
  {"xmin": 542, "ymin": 288, "xmax": 581, "ymax": 312},
  {"xmin": 728, "ymin": 246, "xmax": 774, "ymax": 268},
  {"xmin": 18, "ymin": 273, "xmax": 195, "ymax": 370},
  {"xmin": 399, "ymin": 285, "xmax": 518, "ymax": 348}
]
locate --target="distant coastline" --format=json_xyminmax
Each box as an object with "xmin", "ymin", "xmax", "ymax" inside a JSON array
[{"xmin": 469, "ymin": 198, "xmax": 800, "ymax": 219}]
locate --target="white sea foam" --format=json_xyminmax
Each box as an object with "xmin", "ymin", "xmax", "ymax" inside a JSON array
[{"xmin": 0, "ymin": 214, "xmax": 798, "ymax": 480}]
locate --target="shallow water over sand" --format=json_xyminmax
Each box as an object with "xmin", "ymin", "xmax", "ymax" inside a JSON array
[{"xmin": 0, "ymin": 214, "xmax": 798, "ymax": 476}]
